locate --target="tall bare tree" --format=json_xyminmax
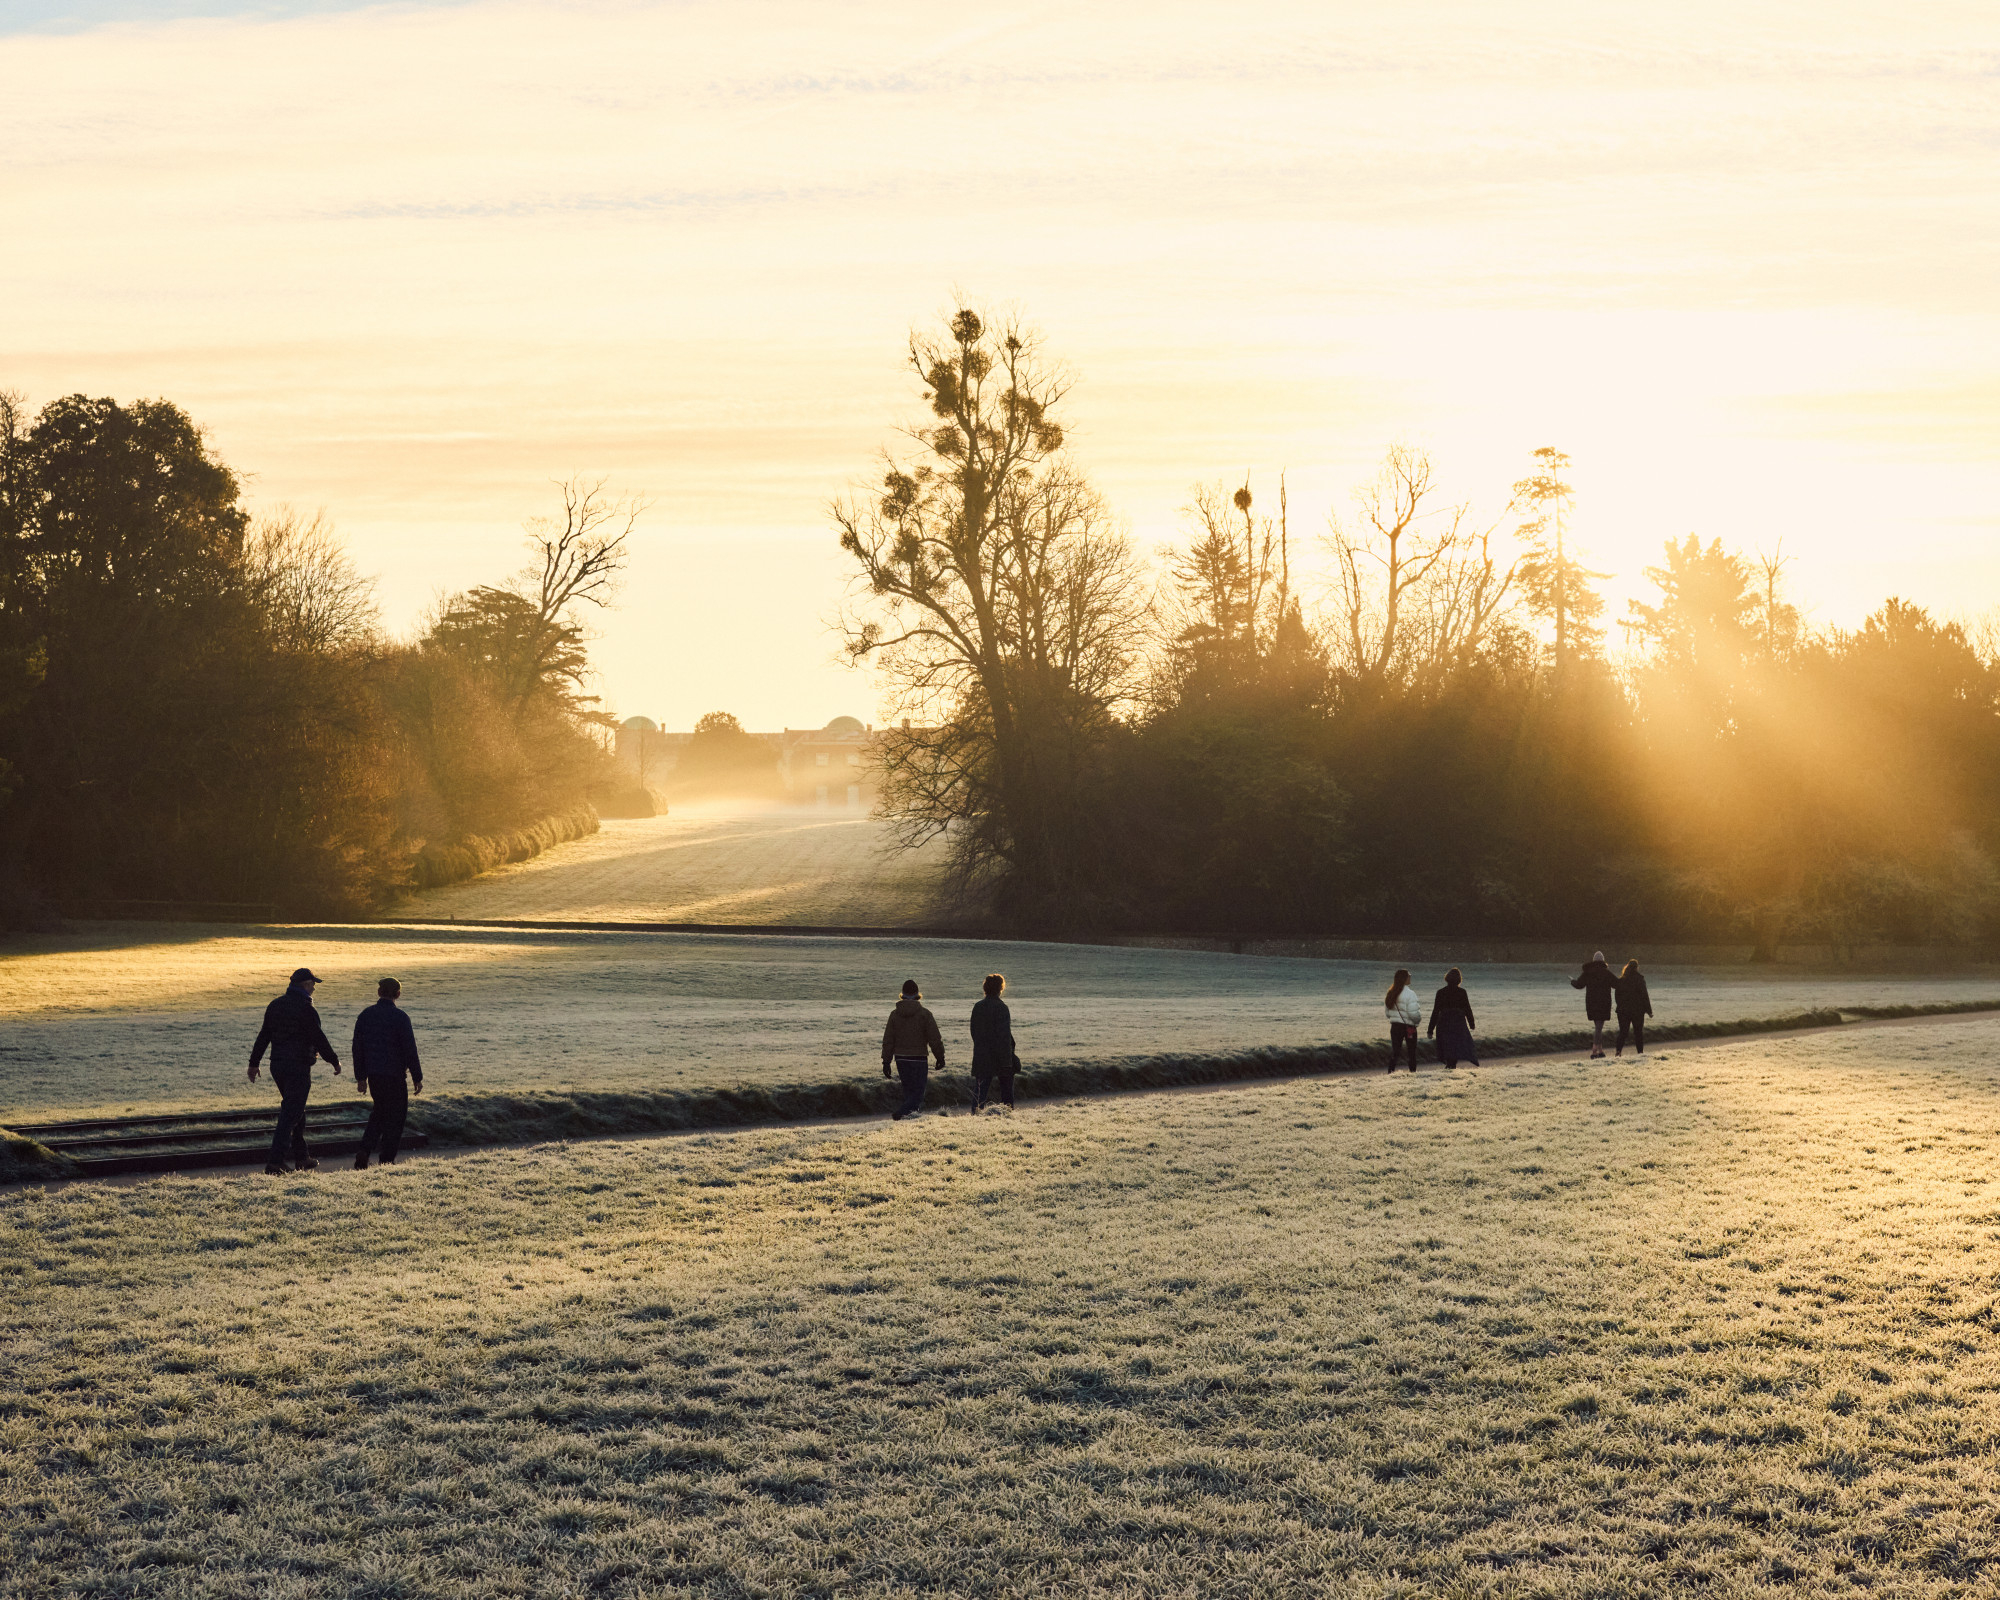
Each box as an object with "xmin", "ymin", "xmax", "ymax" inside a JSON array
[
  {"xmin": 1326, "ymin": 446, "xmax": 1460, "ymax": 684},
  {"xmin": 836, "ymin": 304, "xmax": 1143, "ymax": 904},
  {"xmin": 429, "ymin": 476, "xmax": 643, "ymax": 720}
]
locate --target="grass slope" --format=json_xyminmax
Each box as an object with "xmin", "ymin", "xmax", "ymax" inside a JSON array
[{"xmin": 7, "ymin": 1020, "xmax": 2000, "ymax": 1595}]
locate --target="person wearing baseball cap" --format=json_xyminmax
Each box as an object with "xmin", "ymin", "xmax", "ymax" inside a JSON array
[{"xmin": 249, "ymin": 967, "xmax": 342, "ymax": 1173}]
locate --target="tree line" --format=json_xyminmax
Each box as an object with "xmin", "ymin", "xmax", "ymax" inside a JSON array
[
  {"xmin": 839, "ymin": 305, "xmax": 2000, "ymax": 947},
  {"xmin": 0, "ymin": 392, "xmax": 632, "ymax": 920}
]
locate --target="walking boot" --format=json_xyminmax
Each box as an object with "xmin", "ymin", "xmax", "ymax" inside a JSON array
[
  {"xmin": 293, "ymin": 1156, "xmax": 320, "ymax": 1172},
  {"xmin": 265, "ymin": 1161, "xmax": 291, "ymax": 1176},
  {"xmin": 354, "ymin": 1151, "xmax": 370, "ymax": 1170}
]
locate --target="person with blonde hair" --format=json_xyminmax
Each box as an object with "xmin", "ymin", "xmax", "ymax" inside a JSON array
[
  {"xmin": 1615, "ymin": 960, "xmax": 1653, "ymax": 1057},
  {"xmin": 1384, "ymin": 968, "xmax": 1421, "ymax": 1072}
]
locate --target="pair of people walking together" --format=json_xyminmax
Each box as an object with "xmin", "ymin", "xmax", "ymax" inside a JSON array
[
  {"xmin": 1572, "ymin": 952, "xmax": 1653, "ymax": 1058},
  {"xmin": 880, "ymin": 974, "xmax": 1020, "ymax": 1119},
  {"xmin": 1385, "ymin": 968, "xmax": 1480, "ymax": 1071},
  {"xmin": 249, "ymin": 969, "xmax": 422, "ymax": 1173}
]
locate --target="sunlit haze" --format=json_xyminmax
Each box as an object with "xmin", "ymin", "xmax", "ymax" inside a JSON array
[{"xmin": 5, "ymin": 0, "xmax": 1995, "ymax": 727}]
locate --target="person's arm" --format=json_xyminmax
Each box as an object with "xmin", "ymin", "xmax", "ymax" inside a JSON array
[
  {"xmin": 927, "ymin": 1010, "xmax": 945, "ymax": 1069},
  {"xmin": 401, "ymin": 1011, "xmax": 423, "ymax": 1092},
  {"xmin": 1002, "ymin": 1001, "xmax": 1014, "ymax": 1053},
  {"xmin": 352, "ymin": 1015, "xmax": 371, "ymax": 1094},
  {"xmin": 1643, "ymin": 980, "xmax": 1653, "ymax": 1019},
  {"xmin": 881, "ymin": 1013, "xmax": 895, "ymax": 1075},
  {"xmin": 313, "ymin": 1016, "xmax": 342, "ymax": 1074},
  {"xmin": 248, "ymin": 1006, "xmax": 274, "ymax": 1081},
  {"xmin": 1464, "ymin": 994, "xmax": 1476, "ymax": 1031},
  {"xmin": 1570, "ymin": 974, "xmax": 1586, "ymax": 989},
  {"xmin": 1426, "ymin": 993, "xmax": 1439, "ymax": 1038}
]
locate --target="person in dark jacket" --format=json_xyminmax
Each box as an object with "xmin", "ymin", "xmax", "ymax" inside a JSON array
[
  {"xmin": 1426, "ymin": 968, "xmax": 1478, "ymax": 1068},
  {"xmin": 881, "ymin": 979, "xmax": 946, "ymax": 1120},
  {"xmin": 969, "ymin": 973, "xmax": 1019, "ymax": 1113},
  {"xmin": 1571, "ymin": 951, "xmax": 1616, "ymax": 1059},
  {"xmin": 352, "ymin": 977, "xmax": 424, "ymax": 1168},
  {"xmin": 249, "ymin": 967, "xmax": 342, "ymax": 1174},
  {"xmin": 1615, "ymin": 960, "xmax": 1653, "ymax": 1057}
]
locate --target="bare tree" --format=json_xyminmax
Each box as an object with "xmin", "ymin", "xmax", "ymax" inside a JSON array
[
  {"xmin": 1409, "ymin": 503, "xmax": 1520, "ymax": 681},
  {"xmin": 1752, "ymin": 542, "xmax": 1803, "ymax": 661},
  {"xmin": 521, "ymin": 476, "xmax": 644, "ymax": 629},
  {"xmin": 836, "ymin": 303, "xmax": 1144, "ymax": 900},
  {"xmin": 1325, "ymin": 445, "xmax": 1460, "ymax": 684},
  {"xmin": 427, "ymin": 476, "xmax": 644, "ymax": 720},
  {"xmin": 245, "ymin": 506, "xmax": 381, "ymax": 654}
]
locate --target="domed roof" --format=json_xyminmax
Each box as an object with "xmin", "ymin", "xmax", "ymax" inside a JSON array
[
  {"xmin": 621, "ymin": 715, "xmax": 659, "ymax": 733},
  {"xmin": 823, "ymin": 715, "xmax": 866, "ymax": 736}
]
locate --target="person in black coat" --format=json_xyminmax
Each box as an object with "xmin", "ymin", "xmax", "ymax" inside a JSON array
[
  {"xmin": 1426, "ymin": 967, "xmax": 1478, "ymax": 1068},
  {"xmin": 249, "ymin": 967, "xmax": 342, "ymax": 1174},
  {"xmin": 1615, "ymin": 960, "xmax": 1653, "ymax": 1057},
  {"xmin": 969, "ymin": 973, "xmax": 1019, "ymax": 1112},
  {"xmin": 1571, "ymin": 951, "xmax": 1616, "ymax": 1059},
  {"xmin": 352, "ymin": 977, "xmax": 424, "ymax": 1168}
]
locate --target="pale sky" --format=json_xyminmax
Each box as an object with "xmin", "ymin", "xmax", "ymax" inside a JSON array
[{"xmin": 4, "ymin": 0, "xmax": 1996, "ymax": 728}]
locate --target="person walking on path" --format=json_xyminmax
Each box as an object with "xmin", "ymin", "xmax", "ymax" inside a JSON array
[
  {"xmin": 352, "ymin": 977, "xmax": 424, "ymax": 1168},
  {"xmin": 1426, "ymin": 968, "xmax": 1479, "ymax": 1068},
  {"xmin": 1572, "ymin": 951, "xmax": 1617, "ymax": 1058},
  {"xmin": 970, "ymin": 973, "xmax": 1019, "ymax": 1112},
  {"xmin": 249, "ymin": 966, "xmax": 341, "ymax": 1174},
  {"xmin": 1615, "ymin": 960, "xmax": 1653, "ymax": 1057},
  {"xmin": 881, "ymin": 979, "xmax": 946, "ymax": 1121},
  {"xmin": 1385, "ymin": 968, "xmax": 1422, "ymax": 1072}
]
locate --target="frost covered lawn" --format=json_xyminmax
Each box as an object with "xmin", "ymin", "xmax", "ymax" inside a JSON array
[
  {"xmin": 5, "ymin": 921, "xmax": 1999, "ymax": 1122},
  {"xmin": 399, "ymin": 807, "xmax": 952, "ymax": 927},
  {"xmin": 6, "ymin": 1019, "xmax": 2000, "ymax": 1595}
]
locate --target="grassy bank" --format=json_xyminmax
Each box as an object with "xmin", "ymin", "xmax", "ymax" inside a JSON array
[
  {"xmin": 5, "ymin": 1020, "xmax": 2000, "ymax": 1594},
  {"xmin": 374, "ymin": 999, "xmax": 1996, "ymax": 1152}
]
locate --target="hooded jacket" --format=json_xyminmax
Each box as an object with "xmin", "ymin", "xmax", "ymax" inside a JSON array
[
  {"xmin": 250, "ymin": 985, "xmax": 340, "ymax": 1074},
  {"xmin": 882, "ymin": 996, "xmax": 945, "ymax": 1068},
  {"xmin": 1571, "ymin": 960, "xmax": 1617, "ymax": 1022}
]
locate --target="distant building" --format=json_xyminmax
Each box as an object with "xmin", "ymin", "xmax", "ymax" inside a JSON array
[
  {"xmin": 777, "ymin": 716, "xmax": 877, "ymax": 809},
  {"xmin": 612, "ymin": 715, "xmax": 884, "ymax": 809}
]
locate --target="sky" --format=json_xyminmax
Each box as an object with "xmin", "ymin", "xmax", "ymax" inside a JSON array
[{"xmin": 3, "ymin": 0, "xmax": 1996, "ymax": 728}]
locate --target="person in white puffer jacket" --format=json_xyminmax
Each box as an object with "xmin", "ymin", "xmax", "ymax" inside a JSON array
[{"xmin": 1384, "ymin": 968, "xmax": 1422, "ymax": 1072}]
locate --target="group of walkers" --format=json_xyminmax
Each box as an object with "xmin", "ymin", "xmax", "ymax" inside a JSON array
[
  {"xmin": 243, "ymin": 952, "xmax": 1658, "ymax": 1170},
  {"xmin": 1383, "ymin": 952, "xmax": 1656, "ymax": 1071}
]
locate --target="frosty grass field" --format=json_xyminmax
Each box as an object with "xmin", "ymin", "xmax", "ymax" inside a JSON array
[
  {"xmin": 10, "ymin": 812, "xmax": 2000, "ymax": 1595},
  {"xmin": 8, "ymin": 1018, "xmax": 2000, "ymax": 1595},
  {"xmin": 403, "ymin": 807, "xmax": 952, "ymax": 928}
]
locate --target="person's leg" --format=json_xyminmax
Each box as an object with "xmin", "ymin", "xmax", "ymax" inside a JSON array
[
  {"xmin": 895, "ymin": 1056, "xmax": 928, "ymax": 1117},
  {"xmin": 1591, "ymin": 1019, "xmax": 1605, "ymax": 1058},
  {"xmin": 997, "ymin": 1071, "xmax": 1015, "ymax": 1109},
  {"xmin": 971, "ymin": 1072, "xmax": 989, "ymax": 1113},
  {"xmin": 356, "ymin": 1085, "xmax": 382, "ymax": 1168},
  {"xmin": 1634, "ymin": 1019, "xmax": 1645, "ymax": 1055},
  {"xmin": 271, "ymin": 1066, "xmax": 311, "ymax": 1170},
  {"xmin": 377, "ymin": 1075, "xmax": 409, "ymax": 1163},
  {"xmin": 1615, "ymin": 1019, "xmax": 1629, "ymax": 1057}
]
